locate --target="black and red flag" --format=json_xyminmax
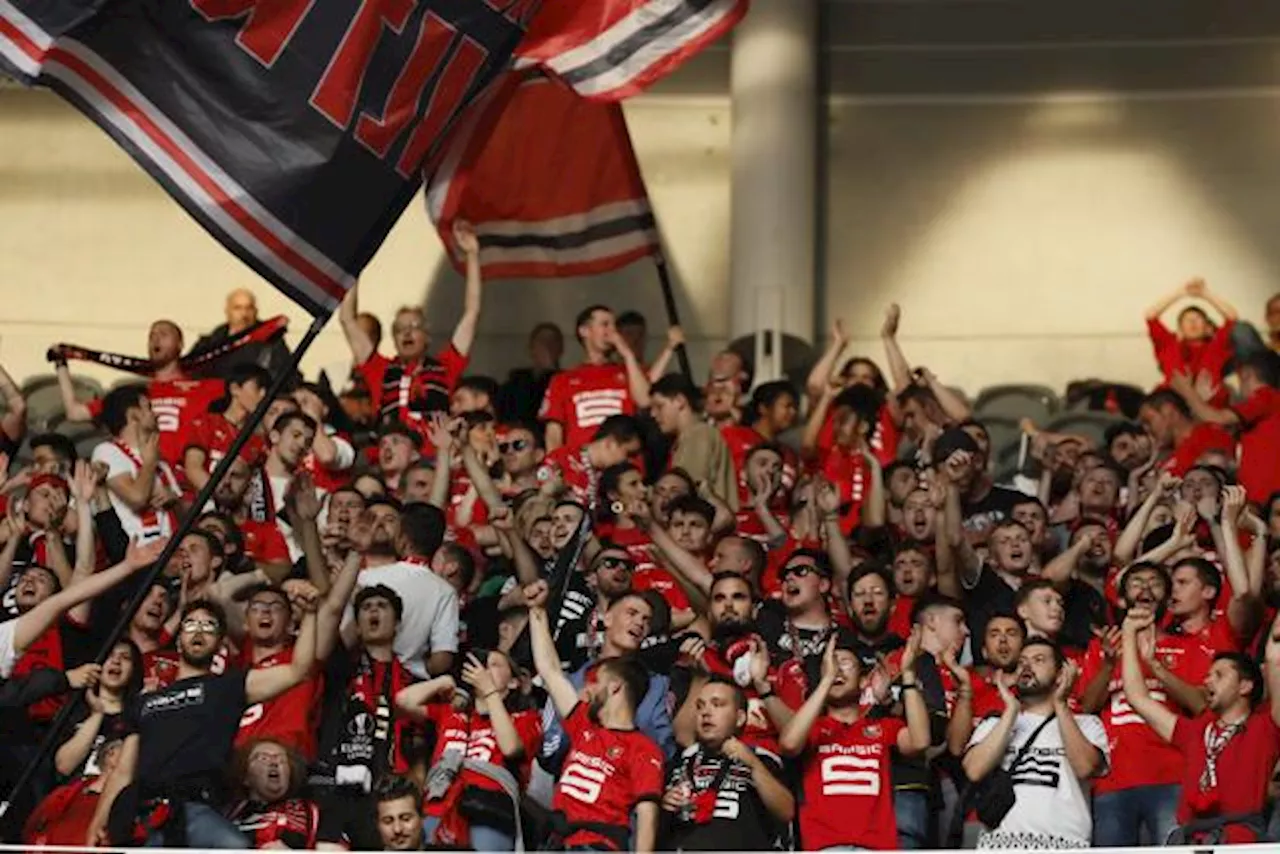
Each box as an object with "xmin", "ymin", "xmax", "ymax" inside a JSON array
[{"xmin": 0, "ymin": 0, "xmax": 746, "ymax": 313}]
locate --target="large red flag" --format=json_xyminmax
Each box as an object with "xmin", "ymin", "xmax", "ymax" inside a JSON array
[
  {"xmin": 429, "ymin": 0, "xmax": 748, "ymax": 279},
  {"xmin": 428, "ymin": 71, "xmax": 659, "ymax": 279}
]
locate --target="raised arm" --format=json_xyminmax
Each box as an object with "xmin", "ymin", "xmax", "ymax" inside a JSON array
[
  {"xmin": 806, "ymin": 320, "xmax": 849, "ymax": 400},
  {"xmin": 919, "ymin": 367, "xmax": 972, "ymax": 423},
  {"xmin": 65, "ymin": 462, "xmax": 101, "ymax": 624},
  {"xmin": 1198, "ymin": 280, "xmax": 1239, "ymax": 322},
  {"xmin": 15, "ymin": 538, "xmax": 165, "ymax": 656},
  {"xmin": 339, "ymin": 282, "xmax": 375, "ymax": 365},
  {"xmin": 1051, "ymin": 661, "xmax": 1104, "ymax": 778},
  {"xmin": 779, "ymin": 638, "xmax": 837, "ymax": 756},
  {"xmin": 462, "ymin": 653, "xmax": 525, "ymax": 758},
  {"xmin": 646, "ymin": 326, "xmax": 684, "ymax": 383},
  {"xmin": 896, "ymin": 629, "xmax": 932, "ymax": 756},
  {"xmin": 524, "ymin": 580, "xmax": 579, "ymax": 717},
  {"xmin": 317, "ymin": 550, "xmax": 361, "ymax": 662},
  {"xmin": 1168, "ymin": 372, "xmax": 1238, "ymax": 426},
  {"xmin": 54, "ymin": 362, "xmax": 94, "ymax": 423},
  {"xmin": 880, "ymin": 304, "xmax": 913, "ymax": 392},
  {"xmin": 450, "ymin": 221, "xmax": 484, "ymax": 356},
  {"xmin": 1264, "ymin": 615, "xmax": 1280, "ymax": 728},
  {"xmin": 941, "ymin": 651, "xmax": 975, "ymax": 756},
  {"xmin": 1116, "ymin": 472, "xmax": 1176, "ymax": 564},
  {"xmin": 611, "ymin": 333, "xmax": 652, "ymax": 409},
  {"xmin": 104, "ymin": 432, "xmax": 160, "ymax": 512},
  {"xmin": 427, "ymin": 416, "xmax": 454, "ymax": 511},
  {"xmin": 1119, "ymin": 608, "xmax": 1177, "ymax": 742},
  {"xmin": 1145, "ymin": 281, "xmax": 1190, "ymax": 321},
  {"xmin": 0, "ymin": 359, "xmax": 27, "ymax": 443},
  {"xmin": 393, "ymin": 674, "xmax": 457, "ymax": 721},
  {"xmin": 801, "ymin": 384, "xmax": 836, "ymax": 462},
  {"xmin": 1219, "ymin": 486, "xmax": 1263, "ymax": 640},
  {"xmin": 961, "ymin": 677, "xmax": 1019, "ymax": 781}
]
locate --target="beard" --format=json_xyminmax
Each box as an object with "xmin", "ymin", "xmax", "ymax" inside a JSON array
[
  {"xmin": 854, "ymin": 609, "xmax": 889, "ymax": 638},
  {"xmin": 180, "ymin": 646, "xmax": 217, "ymax": 669},
  {"xmin": 586, "ymin": 691, "xmax": 607, "ymax": 724},
  {"xmin": 1017, "ymin": 674, "xmax": 1053, "ymax": 700},
  {"xmin": 711, "ymin": 619, "xmax": 752, "ymax": 647}
]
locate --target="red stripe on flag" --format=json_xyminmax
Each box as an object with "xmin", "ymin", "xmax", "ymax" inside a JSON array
[
  {"xmin": 50, "ymin": 47, "xmax": 348, "ymax": 303},
  {"xmin": 0, "ymin": 14, "xmax": 45, "ymax": 62}
]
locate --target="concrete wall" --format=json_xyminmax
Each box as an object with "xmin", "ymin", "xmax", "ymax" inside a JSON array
[{"xmin": 4, "ymin": 0, "xmax": 1280, "ymax": 399}]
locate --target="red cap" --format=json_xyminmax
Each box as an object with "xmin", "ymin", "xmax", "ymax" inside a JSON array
[{"xmin": 28, "ymin": 473, "xmax": 69, "ymax": 497}]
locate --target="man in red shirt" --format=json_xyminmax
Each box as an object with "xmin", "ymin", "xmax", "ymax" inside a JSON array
[
  {"xmin": 339, "ymin": 222, "xmax": 484, "ymax": 447},
  {"xmin": 1144, "ymin": 277, "xmax": 1238, "ymax": 406},
  {"xmin": 1139, "ymin": 390, "xmax": 1236, "ymax": 477},
  {"xmin": 525, "ymin": 580, "xmax": 664, "ymax": 853},
  {"xmin": 1078, "ymin": 563, "xmax": 1203, "ymax": 846},
  {"xmin": 1165, "ymin": 556, "xmax": 1260, "ymax": 684},
  {"xmin": 540, "ymin": 305, "xmax": 652, "ymax": 454},
  {"xmin": 183, "ymin": 364, "xmax": 270, "ymax": 492},
  {"xmin": 1122, "ymin": 607, "xmax": 1280, "ymax": 843},
  {"xmin": 1168, "ymin": 353, "xmax": 1280, "ymax": 504},
  {"xmin": 57, "ymin": 320, "xmax": 224, "ymax": 469},
  {"xmin": 779, "ymin": 633, "xmax": 931, "ymax": 851},
  {"xmin": 536, "ymin": 415, "xmax": 642, "ymax": 514}
]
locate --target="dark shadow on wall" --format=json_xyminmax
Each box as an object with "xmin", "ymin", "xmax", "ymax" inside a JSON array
[{"xmin": 420, "ymin": 218, "xmax": 725, "ymax": 381}]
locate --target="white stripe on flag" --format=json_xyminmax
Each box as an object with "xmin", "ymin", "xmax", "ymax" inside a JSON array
[
  {"xmin": 562, "ymin": 0, "xmax": 741, "ymax": 98},
  {"xmin": 0, "ymin": 29, "xmax": 40, "ymax": 76},
  {"xmin": 474, "ymin": 199, "xmax": 651, "ymax": 239},
  {"xmin": 0, "ymin": 0, "xmax": 52, "ymax": 50},
  {"xmin": 545, "ymin": 0, "xmax": 688, "ymax": 77}
]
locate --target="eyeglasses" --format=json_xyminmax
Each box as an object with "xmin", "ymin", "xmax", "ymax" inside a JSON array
[
  {"xmin": 180, "ymin": 619, "xmax": 219, "ymax": 635},
  {"xmin": 498, "ymin": 438, "xmax": 531, "ymax": 454},
  {"xmin": 392, "ymin": 320, "xmax": 425, "ymax": 335},
  {"xmin": 248, "ymin": 601, "xmax": 288, "ymax": 615},
  {"xmin": 595, "ymin": 556, "xmax": 635, "ymax": 573}
]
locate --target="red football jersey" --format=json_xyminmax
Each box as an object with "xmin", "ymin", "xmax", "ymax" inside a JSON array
[
  {"xmin": 1172, "ymin": 708, "xmax": 1280, "ymax": 843},
  {"xmin": 421, "ymin": 703, "xmax": 542, "ymax": 846},
  {"xmin": 813, "ymin": 446, "xmax": 870, "ymax": 537},
  {"xmin": 357, "ymin": 347, "xmax": 468, "ymax": 448},
  {"xmin": 537, "ymin": 446, "xmax": 600, "ymax": 512},
  {"xmin": 603, "ymin": 526, "xmax": 691, "ymax": 614},
  {"xmin": 85, "ymin": 378, "xmax": 223, "ymax": 469},
  {"xmin": 1232, "ymin": 386, "xmax": 1280, "ymax": 503},
  {"xmin": 701, "ymin": 645, "xmax": 805, "ymax": 758},
  {"xmin": 1162, "ymin": 423, "xmax": 1236, "ymax": 477},
  {"xmin": 184, "ymin": 411, "xmax": 266, "ymax": 469},
  {"xmin": 235, "ymin": 641, "xmax": 321, "ymax": 760},
  {"xmin": 817, "ymin": 406, "xmax": 900, "ymax": 468},
  {"xmin": 1163, "ymin": 617, "xmax": 1242, "ymax": 689},
  {"xmin": 1079, "ymin": 637, "xmax": 1186, "ymax": 794},
  {"xmin": 540, "ymin": 363, "xmax": 635, "ymax": 453},
  {"xmin": 554, "ymin": 704, "xmax": 664, "ymax": 850},
  {"xmin": 799, "ymin": 714, "xmax": 904, "ymax": 851}
]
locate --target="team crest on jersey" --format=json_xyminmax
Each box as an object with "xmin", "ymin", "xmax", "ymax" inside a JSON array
[
  {"xmin": 607, "ymin": 745, "xmax": 623, "ymax": 759},
  {"xmin": 863, "ymin": 724, "xmax": 882, "ymax": 739}
]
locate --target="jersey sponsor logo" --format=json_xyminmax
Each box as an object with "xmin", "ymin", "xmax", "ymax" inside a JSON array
[{"xmin": 141, "ymin": 683, "xmax": 205, "ymax": 714}]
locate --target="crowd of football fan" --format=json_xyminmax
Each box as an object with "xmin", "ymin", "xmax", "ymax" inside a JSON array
[{"xmin": 0, "ymin": 235, "xmax": 1277, "ymax": 852}]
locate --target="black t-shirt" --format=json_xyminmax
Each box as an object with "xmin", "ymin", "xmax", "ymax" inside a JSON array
[
  {"xmin": 662, "ymin": 744, "xmax": 783, "ymax": 851},
  {"xmin": 124, "ymin": 669, "xmax": 248, "ymax": 795},
  {"xmin": 961, "ymin": 485, "xmax": 1024, "ymax": 544},
  {"xmin": 962, "ymin": 567, "xmax": 1018, "ymax": 665},
  {"xmin": 58, "ymin": 708, "xmax": 130, "ymax": 780},
  {"xmin": 756, "ymin": 600, "xmax": 856, "ymax": 688}
]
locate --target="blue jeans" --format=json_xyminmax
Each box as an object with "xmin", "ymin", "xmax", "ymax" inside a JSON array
[
  {"xmin": 895, "ymin": 790, "xmax": 931, "ymax": 849},
  {"xmin": 145, "ymin": 802, "xmax": 247, "ymax": 849},
  {"xmin": 424, "ymin": 814, "xmax": 517, "ymax": 851},
  {"xmin": 1093, "ymin": 784, "xmax": 1181, "ymax": 846}
]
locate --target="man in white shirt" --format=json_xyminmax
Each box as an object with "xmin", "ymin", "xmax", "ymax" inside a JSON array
[
  {"xmin": 963, "ymin": 638, "xmax": 1109, "ymax": 850},
  {"xmin": 90, "ymin": 385, "xmax": 182, "ymax": 544},
  {"xmin": 348, "ymin": 501, "xmax": 457, "ymax": 679},
  {"xmin": 259, "ymin": 411, "xmax": 318, "ymax": 562}
]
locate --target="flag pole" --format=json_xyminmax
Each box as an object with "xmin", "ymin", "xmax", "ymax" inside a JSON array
[
  {"xmin": 0, "ymin": 314, "xmax": 329, "ymax": 826},
  {"xmin": 653, "ymin": 251, "xmax": 693, "ymax": 381}
]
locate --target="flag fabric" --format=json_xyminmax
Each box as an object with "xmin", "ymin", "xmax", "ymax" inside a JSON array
[
  {"xmin": 0, "ymin": 0, "xmax": 539, "ymax": 317},
  {"xmin": 427, "ymin": 71, "xmax": 660, "ymax": 280},
  {"xmin": 516, "ymin": 0, "xmax": 748, "ymax": 100},
  {"xmin": 0, "ymin": 0, "xmax": 745, "ymax": 313}
]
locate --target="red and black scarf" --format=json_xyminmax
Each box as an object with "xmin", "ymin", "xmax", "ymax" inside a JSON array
[{"xmin": 47, "ymin": 316, "xmax": 289, "ymax": 377}]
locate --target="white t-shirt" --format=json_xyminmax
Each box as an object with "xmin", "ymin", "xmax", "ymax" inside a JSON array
[
  {"xmin": 0, "ymin": 617, "xmax": 17, "ymax": 678},
  {"xmin": 91, "ymin": 440, "xmax": 180, "ymax": 544},
  {"xmin": 352, "ymin": 561, "xmax": 459, "ymax": 679},
  {"xmin": 969, "ymin": 711, "xmax": 1110, "ymax": 849}
]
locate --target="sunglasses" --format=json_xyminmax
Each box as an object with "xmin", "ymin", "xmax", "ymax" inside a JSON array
[
  {"xmin": 595, "ymin": 556, "xmax": 636, "ymax": 573},
  {"xmin": 180, "ymin": 619, "xmax": 220, "ymax": 635},
  {"xmin": 498, "ymin": 438, "xmax": 531, "ymax": 454},
  {"xmin": 780, "ymin": 564, "xmax": 820, "ymax": 580}
]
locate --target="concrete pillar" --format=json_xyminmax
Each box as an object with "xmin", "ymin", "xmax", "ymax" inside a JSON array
[{"xmin": 728, "ymin": 0, "xmax": 819, "ymax": 346}]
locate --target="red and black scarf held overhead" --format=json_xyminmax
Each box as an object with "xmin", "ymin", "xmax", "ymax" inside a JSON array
[{"xmin": 46, "ymin": 317, "xmax": 289, "ymax": 377}]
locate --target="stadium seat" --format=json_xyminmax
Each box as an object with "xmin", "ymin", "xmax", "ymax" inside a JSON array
[
  {"xmin": 21, "ymin": 374, "xmax": 102, "ymax": 434},
  {"xmin": 1063, "ymin": 380, "xmax": 1146, "ymax": 419},
  {"xmin": 973, "ymin": 384, "xmax": 1059, "ymax": 425},
  {"xmin": 1045, "ymin": 411, "xmax": 1126, "ymax": 450},
  {"xmin": 978, "ymin": 416, "xmax": 1021, "ymax": 462}
]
